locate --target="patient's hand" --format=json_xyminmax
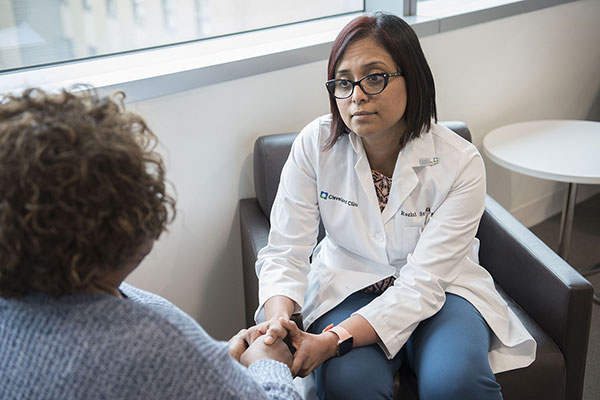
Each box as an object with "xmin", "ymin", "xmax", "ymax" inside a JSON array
[
  {"xmin": 228, "ymin": 329, "xmax": 250, "ymax": 362},
  {"xmin": 240, "ymin": 335, "xmax": 293, "ymax": 369}
]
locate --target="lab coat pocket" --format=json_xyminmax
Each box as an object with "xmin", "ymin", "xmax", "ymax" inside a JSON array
[{"xmin": 403, "ymin": 226, "xmax": 421, "ymax": 255}]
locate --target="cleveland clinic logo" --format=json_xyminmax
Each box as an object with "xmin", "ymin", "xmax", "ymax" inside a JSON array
[{"xmin": 320, "ymin": 191, "xmax": 358, "ymax": 207}]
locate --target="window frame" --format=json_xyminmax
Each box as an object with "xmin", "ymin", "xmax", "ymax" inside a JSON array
[{"xmin": 0, "ymin": 0, "xmax": 578, "ymax": 103}]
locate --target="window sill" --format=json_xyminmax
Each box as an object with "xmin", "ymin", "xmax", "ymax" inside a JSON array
[{"xmin": 0, "ymin": 0, "xmax": 576, "ymax": 103}]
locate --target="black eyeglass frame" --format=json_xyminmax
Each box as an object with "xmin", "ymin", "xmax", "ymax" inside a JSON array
[{"xmin": 325, "ymin": 72, "xmax": 404, "ymax": 99}]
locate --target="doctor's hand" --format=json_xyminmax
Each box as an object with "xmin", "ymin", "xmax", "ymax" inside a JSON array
[
  {"xmin": 279, "ymin": 317, "xmax": 338, "ymax": 377},
  {"xmin": 240, "ymin": 335, "xmax": 293, "ymax": 370},
  {"xmin": 248, "ymin": 295, "xmax": 296, "ymax": 345},
  {"xmin": 247, "ymin": 316, "xmax": 288, "ymax": 346}
]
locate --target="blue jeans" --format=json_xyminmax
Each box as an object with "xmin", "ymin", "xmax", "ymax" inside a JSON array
[{"xmin": 307, "ymin": 292, "xmax": 502, "ymax": 400}]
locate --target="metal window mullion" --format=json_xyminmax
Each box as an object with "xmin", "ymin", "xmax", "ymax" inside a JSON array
[
  {"xmin": 402, "ymin": 0, "xmax": 417, "ymax": 16},
  {"xmin": 364, "ymin": 0, "xmax": 407, "ymax": 16}
]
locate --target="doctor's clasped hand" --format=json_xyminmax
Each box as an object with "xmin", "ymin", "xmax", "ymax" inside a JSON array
[
  {"xmin": 278, "ymin": 317, "xmax": 337, "ymax": 378},
  {"xmin": 246, "ymin": 294, "xmax": 295, "ymax": 345}
]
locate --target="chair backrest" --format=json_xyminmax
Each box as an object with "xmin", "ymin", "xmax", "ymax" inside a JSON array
[{"xmin": 253, "ymin": 121, "xmax": 472, "ymax": 219}]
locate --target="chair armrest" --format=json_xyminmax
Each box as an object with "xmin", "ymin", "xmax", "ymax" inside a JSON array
[
  {"xmin": 477, "ymin": 195, "xmax": 593, "ymax": 400},
  {"xmin": 240, "ymin": 198, "xmax": 270, "ymax": 327}
]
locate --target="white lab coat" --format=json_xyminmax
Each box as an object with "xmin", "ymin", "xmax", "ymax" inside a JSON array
[{"xmin": 255, "ymin": 115, "xmax": 536, "ymax": 373}]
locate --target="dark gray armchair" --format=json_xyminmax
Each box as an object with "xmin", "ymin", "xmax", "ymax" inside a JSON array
[{"xmin": 239, "ymin": 121, "xmax": 594, "ymax": 400}]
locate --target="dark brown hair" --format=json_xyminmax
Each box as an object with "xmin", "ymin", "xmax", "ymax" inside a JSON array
[
  {"xmin": 0, "ymin": 88, "xmax": 175, "ymax": 297},
  {"xmin": 325, "ymin": 12, "xmax": 437, "ymax": 150}
]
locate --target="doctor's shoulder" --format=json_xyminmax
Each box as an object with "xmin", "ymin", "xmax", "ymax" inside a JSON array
[
  {"xmin": 429, "ymin": 123, "xmax": 486, "ymax": 187},
  {"xmin": 430, "ymin": 123, "xmax": 483, "ymax": 162},
  {"xmin": 295, "ymin": 114, "xmax": 335, "ymax": 152}
]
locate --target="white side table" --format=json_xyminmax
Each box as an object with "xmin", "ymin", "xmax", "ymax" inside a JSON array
[{"xmin": 483, "ymin": 120, "xmax": 600, "ymax": 301}]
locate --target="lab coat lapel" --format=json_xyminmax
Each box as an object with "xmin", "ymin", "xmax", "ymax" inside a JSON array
[
  {"xmin": 382, "ymin": 131, "xmax": 437, "ymax": 223},
  {"xmin": 382, "ymin": 157, "xmax": 418, "ymax": 223},
  {"xmin": 349, "ymin": 133, "xmax": 381, "ymax": 212}
]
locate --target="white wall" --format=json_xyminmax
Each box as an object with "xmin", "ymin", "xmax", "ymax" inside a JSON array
[
  {"xmin": 420, "ymin": 0, "xmax": 600, "ymax": 226},
  {"xmin": 126, "ymin": 61, "xmax": 331, "ymax": 339},
  {"xmin": 126, "ymin": 0, "xmax": 600, "ymax": 340}
]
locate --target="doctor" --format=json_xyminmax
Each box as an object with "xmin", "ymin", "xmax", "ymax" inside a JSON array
[{"xmin": 251, "ymin": 13, "xmax": 535, "ymax": 400}]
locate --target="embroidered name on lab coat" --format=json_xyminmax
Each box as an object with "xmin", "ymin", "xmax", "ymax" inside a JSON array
[
  {"xmin": 400, "ymin": 209, "xmax": 432, "ymax": 217},
  {"xmin": 400, "ymin": 210, "xmax": 418, "ymax": 217}
]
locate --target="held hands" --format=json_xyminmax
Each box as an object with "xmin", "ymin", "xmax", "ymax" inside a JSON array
[
  {"xmin": 238, "ymin": 317, "xmax": 338, "ymax": 378},
  {"xmin": 240, "ymin": 293, "xmax": 344, "ymax": 377},
  {"xmin": 229, "ymin": 327, "xmax": 293, "ymax": 369},
  {"xmin": 240, "ymin": 298, "xmax": 370, "ymax": 376},
  {"xmin": 279, "ymin": 317, "xmax": 338, "ymax": 377},
  {"xmin": 240, "ymin": 335, "xmax": 293, "ymax": 369},
  {"xmin": 246, "ymin": 315, "xmax": 289, "ymax": 346}
]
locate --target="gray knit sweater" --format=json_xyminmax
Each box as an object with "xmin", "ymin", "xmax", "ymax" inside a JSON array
[{"xmin": 0, "ymin": 283, "xmax": 301, "ymax": 400}]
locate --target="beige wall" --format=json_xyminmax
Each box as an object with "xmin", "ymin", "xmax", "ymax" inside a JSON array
[{"xmin": 126, "ymin": 0, "xmax": 600, "ymax": 340}]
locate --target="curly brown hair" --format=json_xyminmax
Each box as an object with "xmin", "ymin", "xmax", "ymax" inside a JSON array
[{"xmin": 0, "ymin": 88, "xmax": 175, "ymax": 297}]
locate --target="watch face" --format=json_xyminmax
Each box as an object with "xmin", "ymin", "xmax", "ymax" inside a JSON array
[{"xmin": 338, "ymin": 337, "xmax": 353, "ymax": 357}]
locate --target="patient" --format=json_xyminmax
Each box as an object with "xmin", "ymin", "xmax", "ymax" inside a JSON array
[{"xmin": 0, "ymin": 88, "xmax": 301, "ymax": 399}]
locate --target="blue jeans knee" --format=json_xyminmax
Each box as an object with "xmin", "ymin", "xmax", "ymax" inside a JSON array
[{"xmin": 315, "ymin": 346, "xmax": 397, "ymax": 400}]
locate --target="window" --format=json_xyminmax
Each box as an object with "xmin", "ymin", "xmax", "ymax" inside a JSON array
[
  {"xmin": 0, "ymin": 0, "xmax": 363, "ymax": 72},
  {"xmin": 132, "ymin": 0, "xmax": 146, "ymax": 24},
  {"xmin": 82, "ymin": 0, "xmax": 93, "ymax": 11},
  {"xmin": 161, "ymin": 0, "xmax": 176, "ymax": 31},
  {"xmin": 106, "ymin": 0, "xmax": 117, "ymax": 17},
  {"xmin": 416, "ymin": 0, "xmax": 523, "ymax": 18},
  {"xmin": 1, "ymin": 0, "xmax": 576, "ymax": 104}
]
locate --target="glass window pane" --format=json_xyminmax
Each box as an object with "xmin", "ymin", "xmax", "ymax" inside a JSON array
[
  {"xmin": 0, "ymin": 0, "xmax": 363, "ymax": 72},
  {"xmin": 417, "ymin": 0, "xmax": 517, "ymax": 17}
]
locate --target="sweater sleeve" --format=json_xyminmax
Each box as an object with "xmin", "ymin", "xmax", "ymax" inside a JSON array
[
  {"xmin": 121, "ymin": 284, "xmax": 302, "ymax": 400},
  {"xmin": 247, "ymin": 360, "xmax": 302, "ymax": 400},
  {"xmin": 175, "ymin": 335, "xmax": 302, "ymax": 400}
]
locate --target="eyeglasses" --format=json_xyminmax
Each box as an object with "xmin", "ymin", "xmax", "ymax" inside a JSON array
[{"xmin": 325, "ymin": 72, "xmax": 404, "ymax": 99}]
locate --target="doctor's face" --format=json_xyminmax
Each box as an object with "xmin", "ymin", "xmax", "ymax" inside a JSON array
[{"xmin": 334, "ymin": 37, "xmax": 407, "ymax": 143}]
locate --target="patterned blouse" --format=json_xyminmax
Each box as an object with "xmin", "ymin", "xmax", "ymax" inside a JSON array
[{"xmin": 360, "ymin": 169, "xmax": 397, "ymax": 294}]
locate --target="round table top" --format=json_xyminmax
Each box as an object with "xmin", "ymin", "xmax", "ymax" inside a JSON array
[{"xmin": 483, "ymin": 120, "xmax": 600, "ymax": 184}]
